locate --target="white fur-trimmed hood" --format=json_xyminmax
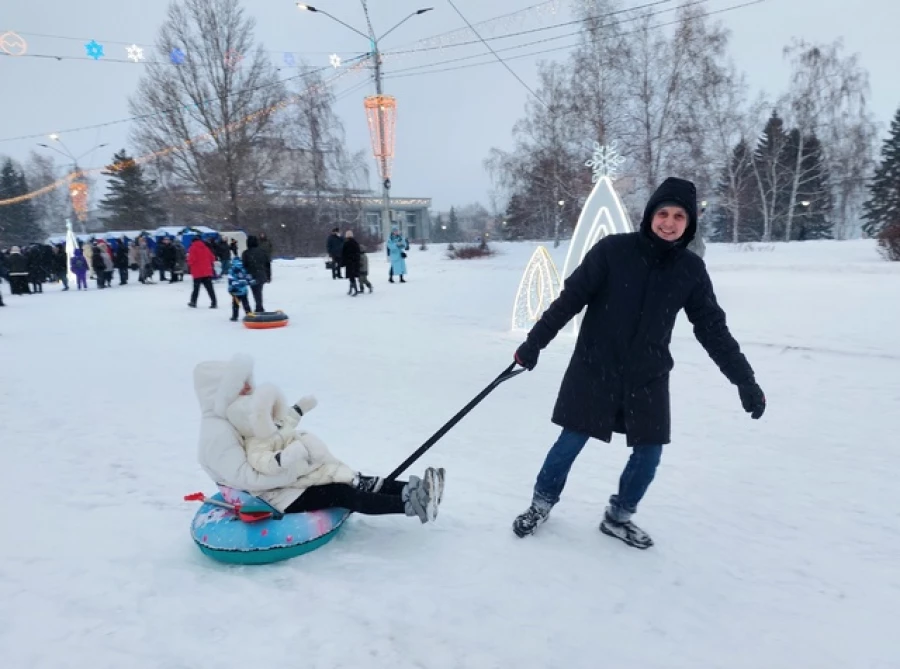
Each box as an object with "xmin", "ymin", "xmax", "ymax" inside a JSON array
[
  {"xmin": 225, "ymin": 383, "xmax": 289, "ymax": 439},
  {"xmin": 193, "ymin": 353, "xmax": 255, "ymax": 418}
]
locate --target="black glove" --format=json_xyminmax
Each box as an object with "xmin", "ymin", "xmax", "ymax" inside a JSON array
[
  {"xmin": 514, "ymin": 342, "xmax": 539, "ymax": 371},
  {"xmin": 738, "ymin": 382, "xmax": 766, "ymax": 419}
]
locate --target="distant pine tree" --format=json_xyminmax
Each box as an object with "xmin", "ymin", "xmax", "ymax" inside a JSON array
[
  {"xmin": 98, "ymin": 149, "xmax": 165, "ymax": 232},
  {"xmin": 862, "ymin": 106, "xmax": 900, "ymax": 237},
  {"xmin": 790, "ymin": 134, "xmax": 833, "ymax": 240},
  {"xmin": 0, "ymin": 158, "xmax": 45, "ymax": 247},
  {"xmin": 710, "ymin": 139, "xmax": 759, "ymax": 242}
]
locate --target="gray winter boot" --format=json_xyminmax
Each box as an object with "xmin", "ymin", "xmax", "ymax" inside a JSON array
[
  {"xmin": 402, "ymin": 474, "xmax": 437, "ymax": 523},
  {"xmin": 599, "ymin": 504, "xmax": 653, "ymax": 549},
  {"xmin": 512, "ymin": 498, "xmax": 553, "ymax": 538}
]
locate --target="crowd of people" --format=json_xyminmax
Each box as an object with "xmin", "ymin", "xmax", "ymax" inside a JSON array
[{"xmin": 325, "ymin": 227, "xmax": 410, "ymax": 296}]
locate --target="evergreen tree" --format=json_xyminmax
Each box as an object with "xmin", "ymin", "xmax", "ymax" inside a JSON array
[
  {"xmin": 862, "ymin": 106, "xmax": 900, "ymax": 237},
  {"xmin": 710, "ymin": 140, "xmax": 759, "ymax": 242},
  {"xmin": 99, "ymin": 149, "xmax": 165, "ymax": 232},
  {"xmin": 502, "ymin": 193, "xmax": 533, "ymax": 240},
  {"xmin": 791, "ymin": 134, "xmax": 833, "ymax": 240},
  {"xmin": 752, "ymin": 111, "xmax": 792, "ymax": 242},
  {"xmin": 447, "ymin": 206, "xmax": 461, "ymax": 242},
  {"xmin": 0, "ymin": 158, "xmax": 45, "ymax": 247}
]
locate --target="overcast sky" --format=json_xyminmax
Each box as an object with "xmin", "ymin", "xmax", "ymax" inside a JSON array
[{"xmin": 1, "ymin": 0, "xmax": 897, "ymax": 214}]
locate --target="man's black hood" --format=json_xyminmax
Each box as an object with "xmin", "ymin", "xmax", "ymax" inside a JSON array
[{"xmin": 639, "ymin": 177, "xmax": 698, "ymax": 248}]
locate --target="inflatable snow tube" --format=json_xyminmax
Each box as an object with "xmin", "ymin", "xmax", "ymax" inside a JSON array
[
  {"xmin": 190, "ymin": 489, "xmax": 350, "ymax": 565},
  {"xmin": 243, "ymin": 311, "xmax": 289, "ymax": 330}
]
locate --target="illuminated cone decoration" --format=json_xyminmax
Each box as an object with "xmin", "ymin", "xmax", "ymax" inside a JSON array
[{"xmin": 364, "ymin": 95, "xmax": 397, "ymax": 185}]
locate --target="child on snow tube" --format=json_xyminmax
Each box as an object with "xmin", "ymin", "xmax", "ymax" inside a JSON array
[{"xmin": 194, "ymin": 353, "xmax": 443, "ymax": 522}]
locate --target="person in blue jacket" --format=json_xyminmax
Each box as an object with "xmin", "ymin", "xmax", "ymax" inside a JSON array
[
  {"xmin": 386, "ymin": 228, "xmax": 409, "ymax": 283},
  {"xmin": 227, "ymin": 257, "xmax": 254, "ymax": 322}
]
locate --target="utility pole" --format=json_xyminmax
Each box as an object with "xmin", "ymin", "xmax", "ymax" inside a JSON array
[{"xmin": 297, "ymin": 2, "xmax": 432, "ymax": 242}]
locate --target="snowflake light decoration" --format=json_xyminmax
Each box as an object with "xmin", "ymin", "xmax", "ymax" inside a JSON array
[
  {"xmin": 84, "ymin": 39, "xmax": 104, "ymax": 60},
  {"xmin": 329, "ymin": 53, "xmax": 342, "ymax": 68},
  {"xmin": 169, "ymin": 48, "xmax": 186, "ymax": 65},
  {"xmin": 283, "ymin": 52, "xmax": 296, "ymax": 67},
  {"xmin": 585, "ymin": 140, "xmax": 626, "ymax": 182},
  {"xmin": 126, "ymin": 44, "xmax": 144, "ymax": 62}
]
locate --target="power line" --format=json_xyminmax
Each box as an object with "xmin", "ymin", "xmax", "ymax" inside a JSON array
[
  {"xmin": 384, "ymin": 0, "xmax": 678, "ymax": 55},
  {"xmin": 383, "ymin": 0, "xmax": 709, "ymax": 76},
  {"xmin": 446, "ymin": 0, "xmax": 548, "ymax": 109},
  {"xmin": 0, "ymin": 55, "xmax": 369, "ymax": 144},
  {"xmin": 384, "ymin": 0, "xmax": 766, "ymax": 81}
]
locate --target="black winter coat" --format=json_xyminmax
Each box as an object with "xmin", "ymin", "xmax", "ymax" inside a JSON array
[
  {"xmin": 242, "ymin": 247, "xmax": 270, "ymax": 284},
  {"xmin": 341, "ymin": 238, "xmax": 361, "ymax": 279},
  {"xmin": 524, "ymin": 186, "xmax": 754, "ymax": 446}
]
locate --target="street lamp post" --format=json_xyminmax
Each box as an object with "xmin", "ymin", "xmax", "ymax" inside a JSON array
[
  {"xmin": 37, "ymin": 137, "xmax": 108, "ymax": 234},
  {"xmin": 297, "ymin": 2, "xmax": 433, "ymax": 241}
]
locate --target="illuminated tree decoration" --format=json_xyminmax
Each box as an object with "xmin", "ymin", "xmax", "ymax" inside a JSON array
[
  {"xmin": 283, "ymin": 52, "xmax": 296, "ymax": 67},
  {"xmin": 562, "ymin": 141, "xmax": 634, "ymax": 333},
  {"xmin": 364, "ymin": 95, "xmax": 397, "ymax": 181},
  {"xmin": 511, "ymin": 245, "xmax": 562, "ymax": 331},
  {"xmin": 0, "ymin": 31, "xmax": 27, "ymax": 56},
  {"xmin": 84, "ymin": 39, "xmax": 104, "ymax": 60},
  {"xmin": 169, "ymin": 48, "xmax": 186, "ymax": 65},
  {"xmin": 69, "ymin": 177, "xmax": 89, "ymax": 222},
  {"xmin": 329, "ymin": 53, "xmax": 342, "ymax": 68},
  {"xmin": 126, "ymin": 44, "xmax": 144, "ymax": 62}
]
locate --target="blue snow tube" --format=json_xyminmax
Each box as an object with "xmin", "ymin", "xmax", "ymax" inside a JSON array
[{"xmin": 190, "ymin": 488, "xmax": 350, "ymax": 565}]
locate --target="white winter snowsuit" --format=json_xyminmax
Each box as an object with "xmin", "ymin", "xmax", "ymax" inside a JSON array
[{"xmin": 193, "ymin": 354, "xmax": 355, "ymax": 513}]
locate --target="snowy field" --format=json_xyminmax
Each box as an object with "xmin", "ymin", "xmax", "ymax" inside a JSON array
[{"xmin": 1, "ymin": 239, "xmax": 899, "ymax": 669}]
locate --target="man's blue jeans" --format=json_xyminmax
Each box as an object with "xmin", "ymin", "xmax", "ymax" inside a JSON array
[{"xmin": 533, "ymin": 428, "xmax": 662, "ymax": 520}]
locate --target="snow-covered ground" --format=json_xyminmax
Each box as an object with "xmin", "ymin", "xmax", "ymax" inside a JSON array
[{"xmin": 1, "ymin": 239, "xmax": 899, "ymax": 669}]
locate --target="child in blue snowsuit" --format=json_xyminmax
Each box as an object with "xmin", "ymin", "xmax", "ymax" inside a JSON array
[{"xmin": 227, "ymin": 258, "xmax": 254, "ymax": 322}]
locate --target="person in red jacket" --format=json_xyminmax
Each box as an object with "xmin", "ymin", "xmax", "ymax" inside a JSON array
[{"xmin": 186, "ymin": 238, "xmax": 218, "ymax": 309}]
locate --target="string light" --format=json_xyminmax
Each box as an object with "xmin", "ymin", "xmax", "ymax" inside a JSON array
[
  {"xmin": 84, "ymin": 39, "xmax": 104, "ymax": 60},
  {"xmin": 169, "ymin": 47, "xmax": 186, "ymax": 64},
  {"xmin": 329, "ymin": 53, "xmax": 342, "ymax": 68},
  {"xmin": 0, "ymin": 65, "xmax": 363, "ymax": 207},
  {"xmin": 126, "ymin": 44, "xmax": 144, "ymax": 62},
  {"xmin": 0, "ymin": 30, "xmax": 27, "ymax": 56}
]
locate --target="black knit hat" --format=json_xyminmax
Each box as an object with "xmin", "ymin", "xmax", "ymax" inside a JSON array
[{"xmin": 640, "ymin": 177, "xmax": 698, "ymax": 246}]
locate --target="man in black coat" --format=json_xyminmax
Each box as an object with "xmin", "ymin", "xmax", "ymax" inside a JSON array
[
  {"xmin": 241, "ymin": 235, "xmax": 270, "ymax": 312},
  {"xmin": 512, "ymin": 177, "xmax": 766, "ymax": 549},
  {"xmin": 326, "ymin": 228, "xmax": 344, "ymax": 280},
  {"xmin": 340, "ymin": 230, "xmax": 362, "ymax": 296}
]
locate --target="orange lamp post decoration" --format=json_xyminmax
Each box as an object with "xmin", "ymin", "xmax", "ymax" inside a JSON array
[
  {"xmin": 364, "ymin": 94, "xmax": 397, "ymax": 240},
  {"xmin": 68, "ymin": 175, "xmax": 89, "ymax": 226}
]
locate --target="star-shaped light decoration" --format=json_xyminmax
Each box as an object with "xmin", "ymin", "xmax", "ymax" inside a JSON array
[
  {"xmin": 84, "ymin": 39, "xmax": 104, "ymax": 60},
  {"xmin": 170, "ymin": 47, "xmax": 186, "ymax": 65},
  {"xmin": 329, "ymin": 53, "xmax": 341, "ymax": 68},
  {"xmin": 126, "ymin": 44, "xmax": 144, "ymax": 62},
  {"xmin": 585, "ymin": 140, "xmax": 626, "ymax": 182},
  {"xmin": 283, "ymin": 52, "xmax": 296, "ymax": 67}
]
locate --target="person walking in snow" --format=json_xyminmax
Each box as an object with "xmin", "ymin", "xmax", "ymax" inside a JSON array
[
  {"xmin": 386, "ymin": 228, "xmax": 409, "ymax": 283},
  {"xmin": 186, "ymin": 237, "xmax": 218, "ymax": 309},
  {"xmin": 241, "ymin": 236, "xmax": 269, "ymax": 313},
  {"xmin": 358, "ymin": 247, "xmax": 373, "ymax": 294},
  {"xmin": 326, "ymin": 227, "xmax": 344, "ymax": 280},
  {"xmin": 227, "ymin": 257, "xmax": 253, "ymax": 322},
  {"xmin": 340, "ymin": 229, "xmax": 362, "ymax": 296},
  {"xmin": 193, "ymin": 354, "xmax": 444, "ymax": 522},
  {"xmin": 70, "ymin": 248, "xmax": 89, "ymax": 290},
  {"xmin": 511, "ymin": 177, "xmax": 766, "ymax": 549}
]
